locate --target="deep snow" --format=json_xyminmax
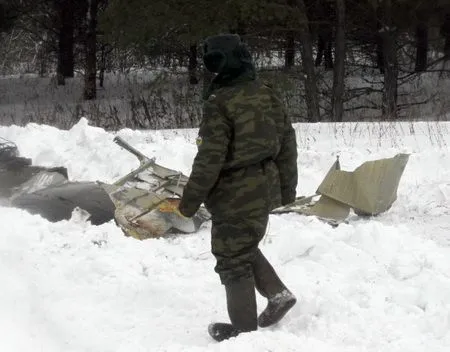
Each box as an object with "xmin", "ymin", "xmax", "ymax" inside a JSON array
[{"xmin": 0, "ymin": 118, "xmax": 449, "ymax": 352}]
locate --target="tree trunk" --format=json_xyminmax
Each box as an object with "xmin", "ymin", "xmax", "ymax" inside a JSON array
[
  {"xmin": 445, "ymin": 34, "xmax": 450, "ymax": 59},
  {"xmin": 84, "ymin": 0, "xmax": 97, "ymax": 100},
  {"xmin": 284, "ymin": 31, "xmax": 295, "ymax": 69},
  {"xmin": 37, "ymin": 33, "xmax": 49, "ymax": 78},
  {"xmin": 415, "ymin": 20, "xmax": 428, "ymax": 72},
  {"xmin": 315, "ymin": 31, "xmax": 333, "ymax": 70},
  {"xmin": 55, "ymin": 0, "xmax": 74, "ymax": 83},
  {"xmin": 315, "ymin": 34, "xmax": 325, "ymax": 67},
  {"xmin": 441, "ymin": 13, "xmax": 450, "ymax": 59},
  {"xmin": 380, "ymin": 0, "xmax": 398, "ymax": 119},
  {"xmin": 324, "ymin": 38, "xmax": 333, "ymax": 70},
  {"xmin": 296, "ymin": 0, "xmax": 320, "ymax": 122},
  {"xmin": 99, "ymin": 43, "xmax": 107, "ymax": 88},
  {"xmin": 62, "ymin": 0, "xmax": 74, "ymax": 77},
  {"xmin": 57, "ymin": 42, "xmax": 65, "ymax": 86},
  {"xmin": 375, "ymin": 6, "xmax": 385, "ymax": 74},
  {"xmin": 314, "ymin": 0, "xmax": 333, "ymax": 70},
  {"xmin": 332, "ymin": 0, "xmax": 345, "ymax": 122},
  {"xmin": 188, "ymin": 44, "xmax": 199, "ymax": 85}
]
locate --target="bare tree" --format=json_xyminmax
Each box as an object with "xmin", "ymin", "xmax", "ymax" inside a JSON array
[
  {"xmin": 440, "ymin": 13, "xmax": 450, "ymax": 60},
  {"xmin": 380, "ymin": 0, "xmax": 398, "ymax": 119},
  {"xmin": 332, "ymin": 0, "xmax": 345, "ymax": 122},
  {"xmin": 188, "ymin": 44, "xmax": 199, "ymax": 84},
  {"xmin": 294, "ymin": 0, "xmax": 320, "ymax": 122},
  {"xmin": 415, "ymin": 8, "xmax": 428, "ymax": 72},
  {"xmin": 55, "ymin": 0, "xmax": 75, "ymax": 84},
  {"xmin": 284, "ymin": 30, "xmax": 295, "ymax": 69},
  {"xmin": 84, "ymin": 0, "xmax": 97, "ymax": 100},
  {"xmin": 314, "ymin": 0, "xmax": 334, "ymax": 70}
]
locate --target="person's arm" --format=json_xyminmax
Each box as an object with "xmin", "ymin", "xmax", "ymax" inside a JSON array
[{"xmin": 178, "ymin": 99, "xmax": 231, "ymax": 217}]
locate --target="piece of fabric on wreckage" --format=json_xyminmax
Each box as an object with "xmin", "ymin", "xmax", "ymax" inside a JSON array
[{"xmin": 179, "ymin": 72, "xmax": 298, "ymax": 284}]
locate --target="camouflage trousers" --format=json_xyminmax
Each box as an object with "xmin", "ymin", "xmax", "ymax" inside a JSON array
[{"xmin": 211, "ymin": 215, "xmax": 268, "ymax": 285}]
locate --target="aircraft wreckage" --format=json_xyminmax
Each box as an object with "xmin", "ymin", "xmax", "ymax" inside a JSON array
[{"xmin": 0, "ymin": 136, "xmax": 409, "ymax": 239}]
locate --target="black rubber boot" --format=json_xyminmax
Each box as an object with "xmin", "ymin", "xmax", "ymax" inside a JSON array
[
  {"xmin": 208, "ymin": 276, "xmax": 257, "ymax": 342},
  {"xmin": 253, "ymin": 250, "xmax": 297, "ymax": 328}
]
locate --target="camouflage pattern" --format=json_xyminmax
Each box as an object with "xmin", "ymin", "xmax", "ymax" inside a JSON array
[
  {"xmin": 211, "ymin": 216, "xmax": 268, "ymax": 285},
  {"xmin": 179, "ymin": 70, "xmax": 298, "ymax": 284}
]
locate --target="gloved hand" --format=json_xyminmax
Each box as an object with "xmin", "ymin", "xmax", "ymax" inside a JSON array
[
  {"xmin": 164, "ymin": 198, "xmax": 188, "ymax": 218},
  {"xmin": 177, "ymin": 197, "xmax": 199, "ymax": 218},
  {"xmin": 281, "ymin": 189, "xmax": 296, "ymax": 206}
]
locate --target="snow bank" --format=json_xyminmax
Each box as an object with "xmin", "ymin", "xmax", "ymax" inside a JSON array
[{"xmin": 0, "ymin": 118, "xmax": 449, "ymax": 351}]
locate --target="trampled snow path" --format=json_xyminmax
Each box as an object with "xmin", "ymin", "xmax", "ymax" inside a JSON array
[{"xmin": 0, "ymin": 119, "xmax": 449, "ymax": 352}]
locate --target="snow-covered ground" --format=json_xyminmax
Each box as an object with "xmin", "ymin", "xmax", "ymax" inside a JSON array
[{"xmin": 0, "ymin": 118, "xmax": 449, "ymax": 352}]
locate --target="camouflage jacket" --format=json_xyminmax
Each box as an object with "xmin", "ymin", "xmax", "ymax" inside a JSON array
[{"xmin": 179, "ymin": 72, "xmax": 298, "ymax": 219}]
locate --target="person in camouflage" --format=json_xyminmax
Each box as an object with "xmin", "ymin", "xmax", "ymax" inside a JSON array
[{"xmin": 178, "ymin": 34, "xmax": 298, "ymax": 342}]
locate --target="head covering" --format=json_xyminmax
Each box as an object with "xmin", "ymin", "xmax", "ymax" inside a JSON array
[{"xmin": 202, "ymin": 34, "xmax": 253, "ymax": 74}]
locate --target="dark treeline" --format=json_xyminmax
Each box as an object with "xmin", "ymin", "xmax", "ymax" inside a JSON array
[{"xmin": 1, "ymin": 0, "xmax": 450, "ymax": 124}]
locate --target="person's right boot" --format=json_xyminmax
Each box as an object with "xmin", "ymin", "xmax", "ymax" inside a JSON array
[
  {"xmin": 253, "ymin": 250, "xmax": 297, "ymax": 328},
  {"xmin": 208, "ymin": 276, "xmax": 257, "ymax": 342}
]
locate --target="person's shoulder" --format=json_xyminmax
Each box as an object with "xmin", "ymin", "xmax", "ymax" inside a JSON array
[
  {"xmin": 206, "ymin": 92, "xmax": 219, "ymax": 103},
  {"xmin": 258, "ymin": 79, "xmax": 277, "ymax": 94},
  {"xmin": 209, "ymin": 79, "xmax": 272, "ymax": 104},
  {"xmin": 204, "ymin": 90, "xmax": 230, "ymax": 114},
  {"xmin": 259, "ymin": 79, "xmax": 273, "ymax": 89},
  {"xmin": 207, "ymin": 85, "xmax": 236, "ymax": 104},
  {"xmin": 256, "ymin": 79, "xmax": 283, "ymax": 101}
]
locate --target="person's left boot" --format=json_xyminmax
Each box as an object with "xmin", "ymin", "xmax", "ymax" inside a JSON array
[
  {"xmin": 252, "ymin": 250, "xmax": 297, "ymax": 328},
  {"xmin": 208, "ymin": 276, "xmax": 257, "ymax": 342},
  {"xmin": 257, "ymin": 289, "xmax": 297, "ymax": 328}
]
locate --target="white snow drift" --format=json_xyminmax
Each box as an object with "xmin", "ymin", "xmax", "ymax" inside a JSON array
[{"xmin": 0, "ymin": 118, "xmax": 449, "ymax": 352}]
